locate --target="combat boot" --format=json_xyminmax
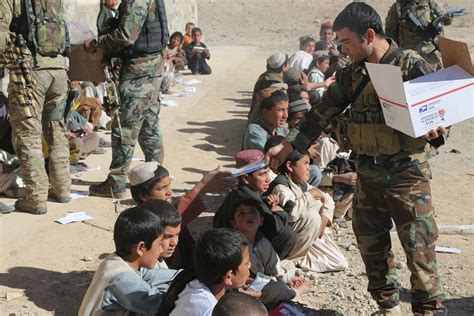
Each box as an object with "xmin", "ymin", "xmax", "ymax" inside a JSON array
[
  {"xmin": 89, "ymin": 179, "xmax": 126, "ymax": 199},
  {"xmin": 14, "ymin": 199, "xmax": 47, "ymax": 215},
  {"xmin": 48, "ymin": 192, "xmax": 72, "ymax": 203}
]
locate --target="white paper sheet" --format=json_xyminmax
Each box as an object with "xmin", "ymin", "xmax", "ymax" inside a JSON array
[
  {"xmin": 56, "ymin": 212, "xmax": 94, "ymax": 224},
  {"xmin": 183, "ymin": 79, "xmax": 201, "ymax": 86}
]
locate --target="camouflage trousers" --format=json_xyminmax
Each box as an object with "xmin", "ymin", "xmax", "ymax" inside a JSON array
[
  {"xmin": 107, "ymin": 72, "xmax": 164, "ymax": 189},
  {"xmin": 352, "ymin": 160, "xmax": 446, "ymax": 314},
  {"xmin": 9, "ymin": 68, "xmax": 70, "ymax": 208}
]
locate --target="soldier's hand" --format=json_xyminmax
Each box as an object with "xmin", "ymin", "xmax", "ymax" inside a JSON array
[
  {"xmin": 333, "ymin": 172, "xmax": 357, "ymax": 185},
  {"xmin": 423, "ymin": 126, "xmax": 446, "ymax": 141},
  {"xmin": 265, "ymin": 139, "xmax": 293, "ymax": 172},
  {"xmin": 83, "ymin": 39, "xmax": 98, "ymax": 53}
]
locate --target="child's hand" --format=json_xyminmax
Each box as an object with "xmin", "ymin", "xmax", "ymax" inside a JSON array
[
  {"xmin": 324, "ymin": 76, "xmax": 336, "ymax": 88},
  {"xmin": 266, "ymin": 194, "xmax": 280, "ymax": 208},
  {"xmin": 309, "ymin": 187, "xmax": 326, "ymax": 203}
]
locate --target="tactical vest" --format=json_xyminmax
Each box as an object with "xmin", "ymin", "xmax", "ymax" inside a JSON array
[
  {"xmin": 336, "ymin": 47, "xmax": 428, "ymax": 157},
  {"xmin": 10, "ymin": 0, "xmax": 70, "ymax": 57},
  {"xmin": 121, "ymin": 0, "xmax": 168, "ymax": 57},
  {"xmin": 397, "ymin": 0, "xmax": 437, "ymax": 52}
]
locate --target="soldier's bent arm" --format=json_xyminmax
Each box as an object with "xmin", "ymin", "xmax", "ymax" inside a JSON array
[
  {"xmin": 385, "ymin": 4, "xmax": 399, "ymax": 42},
  {"xmin": 98, "ymin": 0, "xmax": 152, "ymax": 55},
  {"xmin": 286, "ymin": 68, "xmax": 351, "ymax": 151}
]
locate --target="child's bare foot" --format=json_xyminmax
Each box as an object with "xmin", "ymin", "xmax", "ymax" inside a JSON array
[{"xmin": 289, "ymin": 277, "xmax": 313, "ymax": 295}]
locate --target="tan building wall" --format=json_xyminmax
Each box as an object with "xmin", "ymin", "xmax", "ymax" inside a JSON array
[{"xmin": 64, "ymin": 0, "xmax": 198, "ymax": 37}]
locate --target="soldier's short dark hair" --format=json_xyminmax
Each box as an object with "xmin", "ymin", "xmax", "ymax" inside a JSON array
[
  {"xmin": 260, "ymin": 90, "xmax": 289, "ymax": 112},
  {"xmin": 114, "ymin": 206, "xmax": 163, "ymax": 257},
  {"xmin": 333, "ymin": 2, "xmax": 385, "ymax": 38}
]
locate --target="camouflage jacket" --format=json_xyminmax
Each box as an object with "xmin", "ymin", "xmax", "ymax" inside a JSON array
[
  {"xmin": 98, "ymin": 0, "xmax": 168, "ymax": 80},
  {"xmin": 385, "ymin": 0, "xmax": 445, "ymax": 54},
  {"xmin": 287, "ymin": 39, "xmax": 437, "ymax": 163}
]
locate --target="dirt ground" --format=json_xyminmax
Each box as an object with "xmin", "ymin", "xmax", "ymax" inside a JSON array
[{"xmin": 1, "ymin": 0, "xmax": 474, "ymax": 315}]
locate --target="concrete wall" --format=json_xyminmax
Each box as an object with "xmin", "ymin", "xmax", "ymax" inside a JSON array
[{"xmin": 64, "ymin": 0, "xmax": 198, "ymax": 38}]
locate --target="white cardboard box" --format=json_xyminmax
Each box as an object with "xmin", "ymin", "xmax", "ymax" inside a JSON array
[{"xmin": 365, "ymin": 37, "xmax": 474, "ymax": 138}]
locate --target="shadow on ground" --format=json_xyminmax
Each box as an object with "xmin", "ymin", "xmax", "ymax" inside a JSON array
[{"xmin": 0, "ymin": 266, "xmax": 94, "ymax": 315}]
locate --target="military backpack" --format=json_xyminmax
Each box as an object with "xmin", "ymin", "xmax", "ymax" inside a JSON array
[{"xmin": 11, "ymin": 0, "xmax": 70, "ymax": 57}]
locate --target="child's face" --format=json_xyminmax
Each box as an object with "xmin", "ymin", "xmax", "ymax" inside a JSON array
[
  {"xmin": 161, "ymin": 224, "xmax": 181, "ymax": 258},
  {"xmin": 287, "ymin": 111, "xmax": 305, "ymax": 129},
  {"xmin": 192, "ymin": 31, "xmax": 202, "ymax": 44},
  {"xmin": 185, "ymin": 24, "xmax": 195, "ymax": 35},
  {"xmin": 302, "ymin": 42, "xmax": 315, "ymax": 54},
  {"xmin": 141, "ymin": 176, "xmax": 173, "ymax": 203},
  {"xmin": 289, "ymin": 155, "xmax": 311, "ymax": 184},
  {"xmin": 316, "ymin": 59, "xmax": 330, "ymax": 73},
  {"xmin": 244, "ymin": 166, "xmax": 270, "ymax": 193},
  {"xmin": 231, "ymin": 204, "xmax": 263, "ymax": 237},
  {"xmin": 231, "ymin": 246, "xmax": 251, "ymax": 288},
  {"xmin": 262, "ymin": 100, "xmax": 288, "ymax": 129},
  {"xmin": 299, "ymin": 90, "xmax": 310, "ymax": 102},
  {"xmin": 139, "ymin": 235, "xmax": 164, "ymax": 269},
  {"xmin": 169, "ymin": 36, "xmax": 181, "ymax": 49},
  {"xmin": 320, "ymin": 28, "xmax": 334, "ymax": 43}
]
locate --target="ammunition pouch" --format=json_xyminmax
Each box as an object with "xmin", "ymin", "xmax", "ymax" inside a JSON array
[{"xmin": 344, "ymin": 122, "xmax": 427, "ymax": 156}]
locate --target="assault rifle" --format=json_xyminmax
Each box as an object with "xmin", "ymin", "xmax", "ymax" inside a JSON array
[{"xmin": 405, "ymin": 7, "xmax": 467, "ymax": 50}]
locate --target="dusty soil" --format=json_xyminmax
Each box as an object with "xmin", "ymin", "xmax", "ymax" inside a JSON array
[{"xmin": 1, "ymin": 0, "xmax": 473, "ymax": 315}]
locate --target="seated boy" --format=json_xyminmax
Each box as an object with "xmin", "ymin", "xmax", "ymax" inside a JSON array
[
  {"xmin": 79, "ymin": 206, "xmax": 179, "ymax": 315},
  {"xmin": 185, "ymin": 27, "xmax": 212, "ymax": 75},
  {"xmin": 158, "ymin": 228, "xmax": 253, "ymax": 316},
  {"xmin": 243, "ymin": 90, "xmax": 289, "ymax": 151},
  {"xmin": 307, "ymin": 55, "xmax": 331, "ymax": 98},
  {"xmin": 288, "ymin": 36, "xmax": 316, "ymax": 72},
  {"xmin": 141, "ymin": 199, "xmax": 183, "ymax": 269},
  {"xmin": 214, "ymin": 149, "xmax": 296, "ymax": 259},
  {"xmin": 163, "ymin": 31, "xmax": 186, "ymax": 71},
  {"xmin": 270, "ymin": 148, "xmax": 348, "ymax": 273},
  {"xmin": 182, "ymin": 22, "xmax": 195, "ymax": 50},
  {"xmin": 231, "ymin": 198, "xmax": 310, "ymax": 306},
  {"xmin": 128, "ymin": 161, "xmax": 235, "ymax": 268},
  {"xmin": 212, "ymin": 291, "xmax": 268, "ymax": 316}
]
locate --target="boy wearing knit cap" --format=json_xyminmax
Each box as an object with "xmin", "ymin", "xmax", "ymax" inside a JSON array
[
  {"xmin": 213, "ymin": 149, "xmax": 296, "ymax": 259},
  {"xmin": 287, "ymin": 95, "xmax": 311, "ymax": 129}
]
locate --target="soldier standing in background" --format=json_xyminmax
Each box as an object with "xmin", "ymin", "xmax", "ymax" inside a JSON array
[
  {"xmin": 279, "ymin": 3, "xmax": 447, "ymax": 315},
  {"xmin": 385, "ymin": 0, "xmax": 451, "ymax": 71},
  {"xmin": 4, "ymin": 0, "xmax": 71, "ymax": 214},
  {"xmin": 86, "ymin": 0, "xmax": 169, "ymax": 198}
]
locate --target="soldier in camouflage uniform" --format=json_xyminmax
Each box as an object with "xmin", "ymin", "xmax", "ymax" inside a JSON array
[
  {"xmin": 385, "ymin": 0, "xmax": 451, "ymax": 71},
  {"xmin": 2, "ymin": 0, "xmax": 71, "ymax": 214},
  {"xmin": 285, "ymin": 3, "xmax": 447, "ymax": 315},
  {"xmin": 86, "ymin": 0, "xmax": 168, "ymax": 198}
]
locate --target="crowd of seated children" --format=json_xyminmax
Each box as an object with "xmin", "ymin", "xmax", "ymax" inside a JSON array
[
  {"xmin": 288, "ymin": 36, "xmax": 316, "ymax": 72},
  {"xmin": 268, "ymin": 147, "xmax": 348, "ymax": 273},
  {"xmin": 243, "ymin": 90, "xmax": 289, "ymax": 151},
  {"xmin": 212, "ymin": 291, "xmax": 268, "ymax": 316},
  {"xmin": 158, "ymin": 228, "xmax": 253, "ymax": 316},
  {"xmin": 128, "ymin": 161, "xmax": 235, "ymax": 268},
  {"xmin": 185, "ymin": 27, "xmax": 212, "ymax": 75},
  {"xmin": 79, "ymin": 205, "xmax": 179, "ymax": 315},
  {"xmin": 214, "ymin": 149, "xmax": 296, "ymax": 259},
  {"xmin": 230, "ymin": 198, "xmax": 311, "ymax": 306}
]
